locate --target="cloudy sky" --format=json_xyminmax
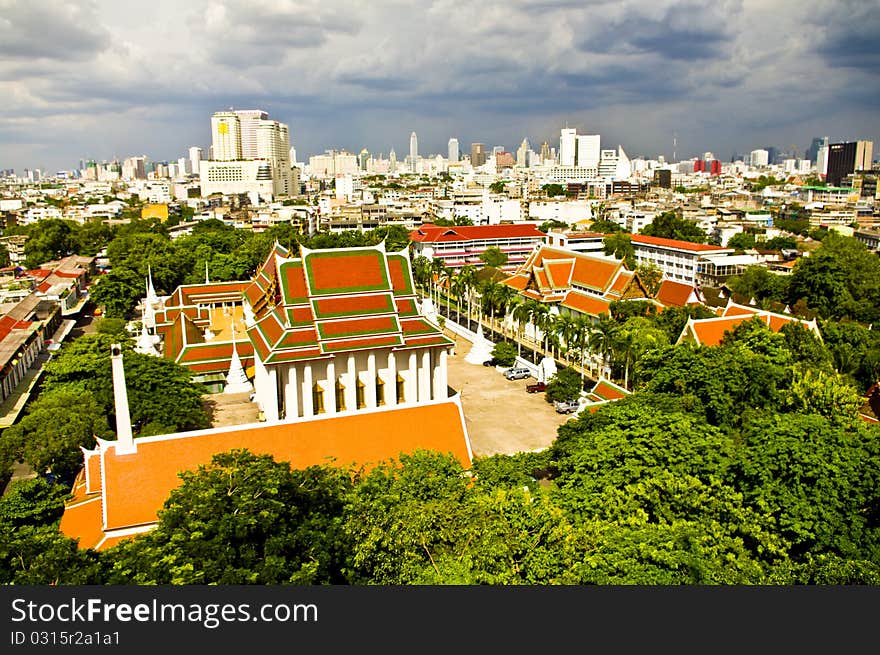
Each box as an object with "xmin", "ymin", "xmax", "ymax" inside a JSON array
[{"xmin": 1, "ymin": 0, "xmax": 877, "ymax": 172}]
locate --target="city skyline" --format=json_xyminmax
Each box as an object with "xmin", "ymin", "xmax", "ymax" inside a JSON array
[{"xmin": 0, "ymin": 0, "xmax": 878, "ymax": 171}]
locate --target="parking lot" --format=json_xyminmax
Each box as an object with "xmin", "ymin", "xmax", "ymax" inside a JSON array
[{"xmin": 445, "ymin": 334, "xmax": 576, "ymax": 457}]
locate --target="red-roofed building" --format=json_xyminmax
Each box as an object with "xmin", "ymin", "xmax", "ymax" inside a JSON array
[
  {"xmin": 410, "ymin": 223, "xmax": 546, "ymax": 272},
  {"xmin": 60, "ymin": 395, "xmax": 473, "ymax": 550},
  {"xmin": 654, "ymin": 280, "xmax": 703, "ymax": 308},
  {"xmin": 243, "ymin": 242, "xmax": 453, "ymax": 422},
  {"xmin": 630, "ymin": 234, "xmax": 732, "ymax": 285},
  {"xmin": 503, "ymin": 244, "xmax": 650, "ymax": 321},
  {"xmin": 676, "ymin": 300, "xmax": 821, "ymax": 347}
]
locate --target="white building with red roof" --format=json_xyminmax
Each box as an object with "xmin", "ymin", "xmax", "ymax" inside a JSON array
[
  {"xmin": 410, "ymin": 223, "xmax": 546, "ymax": 272},
  {"xmin": 630, "ymin": 234, "xmax": 733, "ymax": 286}
]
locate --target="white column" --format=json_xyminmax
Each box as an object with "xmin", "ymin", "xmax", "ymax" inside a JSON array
[
  {"xmin": 387, "ymin": 351, "xmax": 398, "ymax": 406},
  {"xmin": 302, "ymin": 362, "xmax": 313, "ymax": 417},
  {"xmin": 285, "ymin": 364, "xmax": 299, "ymax": 419},
  {"xmin": 326, "ymin": 359, "xmax": 337, "ymax": 414},
  {"xmin": 420, "ymin": 349, "xmax": 431, "ymax": 402},
  {"xmin": 407, "ymin": 351, "xmax": 418, "ymax": 405},
  {"xmin": 365, "ymin": 352, "xmax": 377, "ymax": 409},
  {"xmin": 345, "ymin": 354, "xmax": 357, "ymax": 412},
  {"xmin": 264, "ymin": 366, "xmax": 279, "ymax": 422},
  {"xmin": 434, "ymin": 349, "xmax": 448, "ymax": 399}
]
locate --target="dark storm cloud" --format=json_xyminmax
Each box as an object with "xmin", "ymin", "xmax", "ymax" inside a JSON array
[
  {"xmin": 201, "ymin": 0, "xmax": 362, "ymax": 67},
  {"xmin": 0, "ymin": 0, "xmax": 110, "ymax": 60},
  {"xmin": 816, "ymin": 1, "xmax": 880, "ymax": 74},
  {"xmin": 576, "ymin": 1, "xmax": 741, "ymax": 60}
]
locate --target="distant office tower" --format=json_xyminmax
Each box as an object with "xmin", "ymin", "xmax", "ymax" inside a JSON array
[
  {"xmin": 289, "ymin": 146, "xmax": 297, "ymax": 165},
  {"xmin": 577, "ymin": 134, "xmax": 601, "ymax": 167},
  {"xmin": 236, "ymin": 110, "xmax": 269, "ymax": 158},
  {"xmin": 749, "ymin": 149, "xmax": 769, "ymax": 167},
  {"xmin": 763, "ymin": 146, "xmax": 779, "ymax": 165},
  {"xmin": 855, "ymin": 140, "xmax": 874, "ymax": 171},
  {"xmin": 470, "ymin": 143, "xmax": 486, "ymax": 167},
  {"xmin": 256, "ymin": 119, "xmax": 292, "ymax": 196},
  {"xmin": 359, "ymin": 148, "xmax": 370, "ymax": 171},
  {"xmin": 410, "ymin": 131, "xmax": 418, "ymax": 161},
  {"xmin": 541, "ymin": 142, "xmax": 551, "ymax": 162},
  {"xmin": 177, "ymin": 157, "xmax": 189, "ymax": 176},
  {"xmin": 188, "ymin": 146, "xmax": 202, "ymax": 175},
  {"xmin": 653, "ymin": 169, "xmax": 672, "ymax": 189},
  {"xmin": 516, "ymin": 138, "xmax": 530, "ymax": 167},
  {"xmin": 211, "ymin": 112, "xmax": 242, "ymax": 161},
  {"xmin": 826, "ymin": 141, "xmax": 873, "ymax": 186},
  {"xmin": 448, "ymin": 138, "xmax": 459, "ymax": 162},
  {"xmin": 806, "ymin": 137, "xmax": 828, "ymax": 164},
  {"xmin": 559, "ymin": 128, "xmax": 577, "ymax": 166},
  {"xmin": 389, "ymin": 148, "xmax": 397, "ymax": 172}
]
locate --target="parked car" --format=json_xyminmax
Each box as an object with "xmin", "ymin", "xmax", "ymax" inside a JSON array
[
  {"xmin": 555, "ymin": 399, "xmax": 580, "ymax": 414},
  {"xmin": 504, "ymin": 367, "xmax": 531, "ymax": 380},
  {"xmin": 526, "ymin": 381, "xmax": 546, "ymax": 393},
  {"xmin": 482, "ymin": 358, "xmax": 502, "ymax": 367}
]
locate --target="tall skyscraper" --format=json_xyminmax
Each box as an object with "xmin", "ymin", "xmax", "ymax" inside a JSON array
[
  {"xmin": 516, "ymin": 138, "xmax": 530, "ymax": 167},
  {"xmin": 541, "ymin": 142, "xmax": 551, "ymax": 162},
  {"xmin": 188, "ymin": 146, "xmax": 203, "ymax": 175},
  {"xmin": 359, "ymin": 148, "xmax": 370, "ymax": 171},
  {"xmin": 470, "ymin": 143, "xmax": 486, "ymax": 167},
  {"xmin": 448, "ymin": 138, "xmax": 459, "ymax": 162},
  {"xmin": 211, "ymin": 112, "xmax": 242, "ymax": 161},
  {"xmin": 576, "ymin": 134, "xmax": 600, "ymax": 167},
  {"xmin": 805, "ymin": 137, "xmax": 828, "ymax": 164},
  {"xmin": 256, "ymin": 119, "xmax": 292, "ymax": 196},
  {"xmin": 559, "ymin": 128, "xmax": 577, "ymax": 166},
  {"xmin": 236, "ymin": 110, "xmax": 269, "ymax": 158},
  {"xmin": 826, "ymin": 141, "xmax": 873, "ymax": 186},
  {"xmin": 409, "ymin": 132, "xmax": 418, "ymax": 161}
]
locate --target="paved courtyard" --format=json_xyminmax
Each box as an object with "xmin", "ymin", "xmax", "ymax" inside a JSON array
[{"xmin": 445, "ymin": 333, "xmax": 575, "ymax": 457}]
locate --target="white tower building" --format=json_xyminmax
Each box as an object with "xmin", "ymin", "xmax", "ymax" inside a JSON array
[
  {"xmin": 559, "ymin": 128, "xmax": 577, "ymax": 166},
  {"xmin": 235, "ymin": 110, "xmax": 269, "ymax": 159},
  {"xmin": 448, "ymin": 138, "xmax": 459, "ymax": 163},
  {"xmin": 211, "ymin": 112, "xmax": 242, "ymax": 161}
]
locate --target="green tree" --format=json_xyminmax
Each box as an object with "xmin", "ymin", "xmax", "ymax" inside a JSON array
[
  {"xmin": 542, "ymin": 183, "xmax": 566, "ymax": 197},
  {"xmin": 89, "ymin": 267, "xmax": 147, "ymax": 318},
  {"xmin": 105, "ymin": 450, "xmax": 353, "ymax": 584},
  {"xmin": 491, "ymin": 341, "xmax": 517, "ymax": 367},
  {"xmin": 635, "ymin": 263, "xmax": 663, "ymax": 296},
  {"xmin": 538, "ymin": 219, "xmax": 567, "ymax": 233},
  {"xmin": 479, "ymin": 246, "xmax": 508, "ymax": 269},
  {"xmin": 727, "ymin": 232, "xmax": 757, "ymax": 251},
  {"xmin": 603, "ymin": 233, "xmax": 635, "ymax": 269},
  {"xmin": 545, "ymin": 367, "xmax": 583, "ymax": 403},
  {"xmin": 727, "ymin": 265, "xmax": 790, "ymax": 305},
  {"xmin": 641, "ymin": 211, "xmax": 706, "ymax": 243},
  {"xmin": 23, "ymin": 218, "xmax": 81, "ymax": 267},
  {"xmin": 589, "ymin": 219, "xmax": 624, "ymax": 233},
  {"xmin": 489, "ymin": 181, "xmax": 507, "ymax": 194},
  {"xmin": 0, "ymin": 389, "xmax": 113, "ymax": 481}
]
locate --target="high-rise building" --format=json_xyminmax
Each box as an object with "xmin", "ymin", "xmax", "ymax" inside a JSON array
[
  {"xmin": 559, "ymin": 128, "xmax": 577, "ymax": 166},
  {"xmin": 576, "ymin": 134, "xmax": 601, "ymax": 167},
  {"xmin": 448, "ymin": 138, "xmax": 459, "ymax": 163},
  {"xmin": 235, "ymin": 110, "xmax": 269, "ymax": 158},
  {"xmin": 470, "ymin": 143, "xmax": 486, "ymax": 167},
  {"xmin": 359, "ymin": 148, "xmax": 370, "ymax": 171},
  {"xmin": 516, "ymin": 138, "xmax": 530, "ymax": 167},
  {"xmin": 826, "ymin": 141, "xmax": 873, "ymax": 186},
  {"xmin": 541, "ymin": 142, "xmax": 551, "ymax": 162},
  {"xmin": 188, "ymin": 146, "xmax": 203, "ymax": 176},
  {"xmin": 806, "ymin": 137, "xmax": 828, "ymax": 164},
  {"xmin": 206, "ymin": 109, "xmax": 292, "ymax": 197},
  {"xmin": 211, "ymin": 112, "xmax": 242, "ymax": 161},
  {"xmin": 749, "ymin": 149, "xmax": 769, "ymax": 167},
  {"xmin": 409, "ymin": 132, "xmax": 418, "ymax": 161}
]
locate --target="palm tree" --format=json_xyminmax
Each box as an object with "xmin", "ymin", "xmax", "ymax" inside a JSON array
[
  {"xmin": 511, "ymin": 297, "xmax": 532, "ymax": 357},
  {"xmin": 450, "ymin": 275, "xmax": 467, "ymax": 325},
  {"xmin": 533, "ymin": 304, "xmax": 554, "ymax": 359},
  {"xmin": 553, "ymin": 312, "xmax": 575, "ymax": 363},
  {"xmin": 430, "ymin": 258, "xmax": 447, "ymax": 311},
  {"xmin": 589, "ymin": 315, "xmax": 619, "ymax": 380},
  {"xmin": 570, "ymin": 315, "xmax": 593, "ymax": 381},
  {"xmin": 458, "ymin": 265, "xmax": 478, "ymax": 330},
  {"xmin": 614, "ymin": 317, "xmax": 669, "ymax": 390},
  {"xmin": 493, "ymin": 284, "xmax": 517, "ymax": 337},
  {"xmin": 480, "ymin": 279, "xmax": 502, "ymax": 330}
]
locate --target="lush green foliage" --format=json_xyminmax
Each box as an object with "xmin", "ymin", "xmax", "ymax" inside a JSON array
[
  {"xmin": 640, "ymin": 211, "xmax": 706, "ymax": 243},
  {"xmin": 479, "ymin": 246, "xmax": 508, "ymax": 268},
  {"xmin": 491, "ymin": 341, "xmax": 517, "ymax": 367},
  {"xmin": 545, "ymin": 367, "xmax": 583, "ymax": 403}
]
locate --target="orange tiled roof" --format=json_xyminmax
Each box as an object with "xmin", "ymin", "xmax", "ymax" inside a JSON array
[
  {"xmin": 410, "ymin": 224, "xmax": 546, "ymax": 243},
  {"xmin": 631, "ymin": 234, "xmax": 730, "ymax": 253},
  {"xmin": 60, "ymin": 399, "xmax": 472, "ymax": 550},
  {"xmin": 561, "ymin": 291, "xmax": 611, "ymax": 317},
  {"xmin": 656, "ymin": 280, "xmax": 699, "ymax": 307}
]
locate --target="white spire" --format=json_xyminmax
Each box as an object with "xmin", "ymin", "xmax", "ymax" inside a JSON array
[
  {"xmin": 224, "ymin": 320, "xmax": 253, "ymax": 394},
  {"xmin": 110, "ymin": 344, "xmax": 135, "ymax": 454},
  {"xmin": 146, "ymin": 265, "xmax": 159, "ymax": 306},
  {"xmin": 135, "ymin": 323, "xmax": 159, "ymax": 356}
]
